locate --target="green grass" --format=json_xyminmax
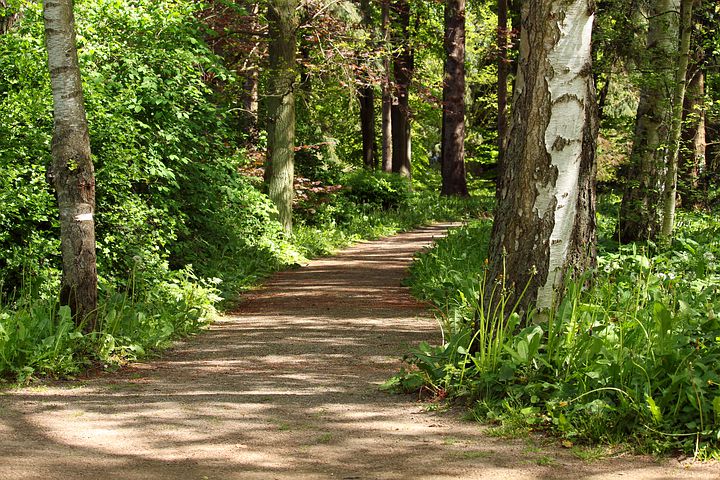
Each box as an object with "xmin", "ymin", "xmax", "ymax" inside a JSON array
[{"xmin": 396, "ymin": 196, "xmax": 720, "ymax": 458}]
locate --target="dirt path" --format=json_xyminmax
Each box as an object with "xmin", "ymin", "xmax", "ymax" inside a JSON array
[{"xmin": 0, "ymin": 224, "xmax": 718, "ymax": 480}]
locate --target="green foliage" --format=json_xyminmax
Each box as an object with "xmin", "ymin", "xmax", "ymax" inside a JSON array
[
  {"xmin": 0, "ymin": 269, "xmax": 218, "ymax": 383},
  {"xmin": 399, "ymin": 202, "xmax": 720, "ymax": 457},
  {"xmin": 342, "ymin": 171, "xmax": 411, "ymax": 209}
]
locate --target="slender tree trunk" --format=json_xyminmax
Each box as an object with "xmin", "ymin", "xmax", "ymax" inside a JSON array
[
  {"xmin": 43, "ymin": 0, "xmax": 97, "ymax": 331},
  {"xmin": 266, "ymin": 0, "xmax": 298, "ymax": 234},
  {"xmin": 660, "ymin": 0, "xmax": 693, "ymax": 238},
  {"xmin": 240, "ymin": 1, "xmax": 261, "ymax": 140},
  {"xmin": 358, "ymin": 86, "xmax": 377, "ymax": 169},
  {"xmin": 381, "ymin": 0, "xmax": 393, "ymax": 173},
  {"xmin": 679, "ymin": 67, "xmax": 706, "ymax": 203},
  {"xmin": 486, "ymin": 0, "xmax": 598, "ymax": 314},
  {"xmin": 618, "ymin": 0, "xmax": 679, "ymax": 242},
  {"xmin": 358, "ymin": 0, "xmax": 377, "ymax": 169},
  {"xmin": 440, "ymin": 0, "xmax": 468, "ymax": 196},
  {"xmin": 497, "ymin": 0, "xmax": 509, "ymax": 169},
  {"xmin": 391, "ymin": 0, "xmax": 412, "ymax": 179}
]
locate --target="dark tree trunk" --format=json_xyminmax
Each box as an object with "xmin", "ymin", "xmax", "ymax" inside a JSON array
[
  {"xmin": 440, "ymin": 0, "xmax": 468, "ymax": 196},
  {"xmin": 497, "ymin": 0, "xmax": 509, "ymax": 168},
  {"xmin": 486, "ymin": 0, "xmax": 598, "ymax": 315},
  {"xmin": 266, "ymin": 0, "xmax": 298, "ymax": 234},
  {"xmin": 391, "ymin": 0, "xmax": 412, "ymax": 179},
  {"xmin": 43, "ymin": 0, "xmax": 97, "ymax": 331},
  {"xmin": 358, "ymin": 85, "xmax": 377, "ymax": 169},
  {"xmin": 381, "ymin": 0, "xmax": 393, "ymax": 173}
]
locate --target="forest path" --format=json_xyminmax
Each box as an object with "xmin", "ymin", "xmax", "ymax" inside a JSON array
[{"xmin": 0, "ymin": 224, "xmax": 717, "ymax": 480}]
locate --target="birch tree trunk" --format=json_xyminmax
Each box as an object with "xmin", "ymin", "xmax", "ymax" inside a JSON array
[
  {"xmin": 618, "ymin": 0, "xmax": 679, "ymax": 242},
  {"xmin": 266, "ymin": 0, "xmax": 298, "ymax": 234},
  {"xmin": 440, "ymin": 0, "xmax": 468, "ymax": 197},
  {"xmin": 44, "ymin": 0, "xmax": 97, "ymax": 330},
  {"xmin": 381, "ymin": 0, "xmax": 393, "ymax": 173},
  {"xmin": 660, "ymin": 0, "xmax": 693, "ymax": 238},
  {"xmin": 486, "ymin": 0, "xmax": 598, "ymax": 314}
]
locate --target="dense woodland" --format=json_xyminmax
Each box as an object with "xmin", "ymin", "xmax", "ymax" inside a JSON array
[{"xmin": 1, "ymin": 0, "xmax": 720, "ymax": 458}]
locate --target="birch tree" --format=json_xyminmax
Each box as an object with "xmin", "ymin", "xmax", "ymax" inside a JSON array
[
  {"xmin": 486, "ymin": 0, "xmax": 598, "ymax": 314},
  {"xmin": 44, "ymin": 0, "xmax": 97, "ymax": 330},
  {"xmin": 617, "ymin": 0, "xmax": 679, "ymax": 242},
  {"xmin": 660, "ymin": 0, "xmax": 694, "ymax": 237}
]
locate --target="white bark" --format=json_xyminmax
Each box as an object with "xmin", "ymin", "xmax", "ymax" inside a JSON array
[{"xmin": 535, "ymin": 3, "xmax": 595, "ymax": 309}]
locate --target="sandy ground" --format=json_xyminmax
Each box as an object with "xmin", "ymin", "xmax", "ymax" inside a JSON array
[{"xmin": 1, "ymin": 224, "xmax": 718, "ymax": 480}]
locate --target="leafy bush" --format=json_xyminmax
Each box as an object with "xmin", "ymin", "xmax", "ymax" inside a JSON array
[{"xmin": 342, "ymin": 170, "xmax": 411, "ymax": 210}]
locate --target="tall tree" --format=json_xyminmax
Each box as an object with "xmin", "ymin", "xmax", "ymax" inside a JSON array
[
  {"xmin": 486, "ymin": 0, "xmax": 598, "ymax": 314},
  {"xmin": 358, "ymin": 0, "xmax": 378, "ymax": 169},
  {"xmin": 43, "ymin": 0, "xmax": 97, "ymax": 330},
  {"xmin": 266, "ymin": 0, "xmax": 299, "ymax": 234},
  {"xmin": 381, "ymin": 0, "xmax": 393, "ymax": 172},
  {"xmin": 440, "ymin": 0, "xmax": 468, "ymax": 196},
  {"xmin": 391, "ymin": 0, "xmax": 412, "ymax": 178},
  {"xmin": 617, "ymin": 0, "xmax": 679, "ymax": 242},
  {"xmin": 660, "ymin": 0, "xmax": 694, "ymax": 237},
  {"xmin": 496, "ymin": 0, "xmax": 509, "ymax": 166},
  {"xmin": 1, "ymin": 0, "xmax": 21, "ymax": 34}
]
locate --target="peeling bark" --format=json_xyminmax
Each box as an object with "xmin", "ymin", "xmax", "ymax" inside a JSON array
[
  {"xmin": 44, "ymin": 0, "xmax": 97, "ymax": 330},
  {"xmin": 486, "ymin": 0, "xmax": 598, "ymax": 315}
]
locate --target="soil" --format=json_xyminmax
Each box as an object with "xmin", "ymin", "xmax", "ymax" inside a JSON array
[{"xmin": 1, "ymin": 223, "xmax": 718, "ymax": 480}]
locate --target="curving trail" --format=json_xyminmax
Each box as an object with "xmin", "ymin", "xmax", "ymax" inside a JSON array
[{"xmin": 0, "ymin": 224, "xmax": 717, "ymax": 479}]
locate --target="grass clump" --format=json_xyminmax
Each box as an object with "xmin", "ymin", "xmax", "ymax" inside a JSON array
[{"xmin": 393, "ymin": 198, "xmax": 720, "ymax": 458}]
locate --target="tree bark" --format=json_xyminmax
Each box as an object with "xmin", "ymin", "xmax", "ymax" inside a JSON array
[
  {"xmin": 391, "ymin": 0, "xmax": 412, "ymax": 179},
  {"xmin": 618, "ymin": 0, "xmax": 679, "ymax": 242},
  {"xmin": 358, "ymin": 85, "xmax": 377, "ymax": 169},
  {"xmin": 43, "ymin": 0, "xmax": 97, "ymax": 330},
  {"xmin": 679, "ymin": 66, "xmax": 705, "ymax": 203},
  {"xmin": 266, "ymin": 0, "xmax": 298, "ymax": 234},
  {"xmin": 381, "ymin": 0, "xmax": 393, "ymax": 173},
  {"xmin": 440, "ymin": 0, "xmax": 468, "ymax": 196},
  {"xmin": 660, "ymin": 0, "xmax": 693, "ymax": 238},
  {"xmin": 486, "ymin": 0, "xmax": 598, "ymax": 315},
  {"xmin": 497, "ymin": 0, "xmax": 509, "ymax": 170}
]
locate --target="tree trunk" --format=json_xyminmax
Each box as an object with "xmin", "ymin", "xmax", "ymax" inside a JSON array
[
  {"xmin": 240, "ymin": 1, "xmax": 261, "ymax": 140},
  {"xmin": 486, "ymin": 0, "xmax": 598, "ymax": 315},
  {"xmin": 660, "ymin": 0, "xmax": 693, "ymax": 238},
  {"xmin": 266, "ymin": 0, "xmax": 298, "ymax": 234},
  {"xmin": 359, "ymin": 85, "xmax": 377, "ymax": 169},
  {"xmin": 391, "ymin": 0, "xmax": 412, "ymax": 179},
  {"xmin": 1, "ymin": 0, "xmax": 21, "ymax": 34},
  {"xmin": 679, "ymin": 67, "xmax": 706, "ymax": 204},
  {"xmin": 497, "ymin": 0, "xmax": 509, "ymax": 170},
  {"xmin": 617, "ymin": 0, "xmax": 679, "ymax": 242},
  {"xmin": 381, "ymin": 0, "xmax": 393, "ymax": 173},
  {"xmin": 43, "ymin": 0, "xmax": 97, "ymax": 331},
  {"xmin": 440, "ymin": 0, "xmax": 468, "ymax": 196}
]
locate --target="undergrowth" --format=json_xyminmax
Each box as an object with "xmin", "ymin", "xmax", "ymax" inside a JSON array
[{"xmin": 391, "ymin": 199, "xmax": 720, "ymax": 458}]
